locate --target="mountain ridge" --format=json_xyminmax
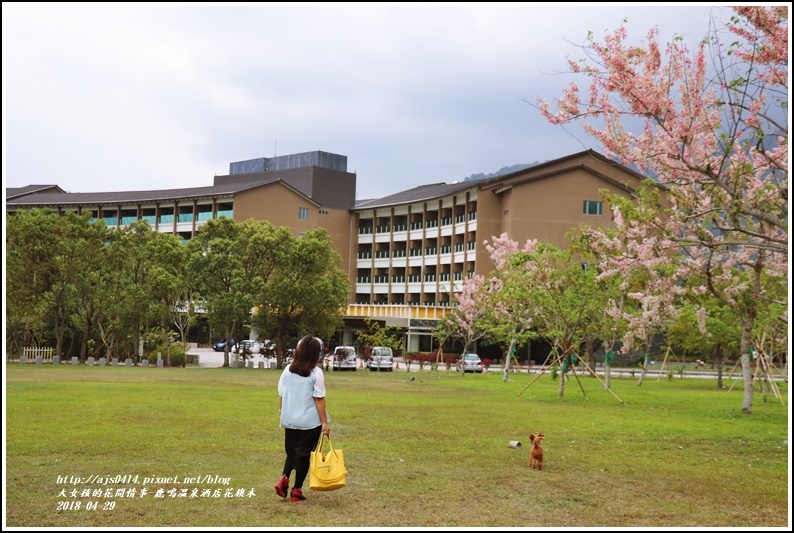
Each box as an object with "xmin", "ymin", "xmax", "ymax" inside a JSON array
[{"xmin": 461, "ymin": 162, "xmax": 541, "ymax": 182}]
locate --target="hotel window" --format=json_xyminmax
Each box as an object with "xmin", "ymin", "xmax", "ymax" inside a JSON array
[
  {"xmin": 299, "ymin": 207, "xmax": 310, "ymax": 220},
  {"xmin": 583, "ymin": 200, "xmax": 603, "ymax": 216}
]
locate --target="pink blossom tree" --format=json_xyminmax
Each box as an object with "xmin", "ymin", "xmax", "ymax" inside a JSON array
[
  {"xmin": 482, "ymin": 234, "xmax": 538, "ymax": 382},
  {"xmin": 583, "ymin": 192, "xmax": 686, "ymax": 387},
  {"xmin": 538, "ymin": 6, "xmax": 788, "ymax": 414},
  {"xmin": 438, "ymin": 273, "xmax": 489, "ymax": 376},
  {"xmin": 570, "ymin": 226, "xmax": 632, "ymax": 390}
]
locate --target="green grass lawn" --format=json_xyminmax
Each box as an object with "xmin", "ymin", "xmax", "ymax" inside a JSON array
[{"xmin": 4, "ymin": 365, "xmax": 790, "ymax": 528}]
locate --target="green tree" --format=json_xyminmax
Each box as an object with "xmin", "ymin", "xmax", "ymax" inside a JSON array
[
  {"xmin": 6, "ymin": 209, "xmax": 67, "ymax": 355},
  {"xmin": 145, "ymin": 230, "xmax": 187, "ymax": 367},
  {"xmin": 105, "ymin": 220, "xmax": 175, "ymax": 362},
  {"xmin": 95, "ymin": 243, "xmax": 130, "ymax": 362},
  {"xmin": 66, "ymin": 214, "xmax": 111, "ymax": 362},
  {"xmin": 667, "ymin": 300, "xmax": 739, "ymax": 389},
  {"xmin": 478, "ymin": 234, "xmax": 538, "ymax": 382},
  {"xmin": 253, "ymin": 227, "xmax": 350, "ymax": 368},
  {"xmin": 569, "ymin": 225, "xmax": 630, "ymax": 391},
  {"xmin": 187, "ymin": 218, "xmax": 254, "ymax": 368},
  {"xmin": 6, "ymin": 209, "xmax": 104, "ymax": 358},
  {"xmin": 513, "ymin": 241, "xmax": 603, "ymax": 398}
]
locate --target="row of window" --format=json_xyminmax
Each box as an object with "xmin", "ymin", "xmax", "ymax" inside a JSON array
[
  {"xmin": 357, "ymin": 242, "xmax": 475, "ymax": 260},
  {"xmin": 91, "ymin": 204, "xmax": 324, "ymax": 226},
  {"xmin": 356, "ymin": 271, "xmax": 473, "ymax": 284},
  {"xmin": 358, "ymin": 212, "xmax": 478, "ymax": 234},
  {"xmin": 88, "ymin": 210, "xmax": 234, "ymax": 226},
  {"xmin": 354, "ymin": 299, "xmax": 453, "ymax": 307},
  {"xmin": 505, "ymin": 201, "xmax": 603, "ymax": 217}
]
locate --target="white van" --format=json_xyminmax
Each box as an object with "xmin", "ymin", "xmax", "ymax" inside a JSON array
[
  {"xmin": 332, "ymin": 346, "xmax": 358, "ymax": 371},
  {"xmin": 368, "ymin": 346, "xmax": 394, "ymax": 371}
]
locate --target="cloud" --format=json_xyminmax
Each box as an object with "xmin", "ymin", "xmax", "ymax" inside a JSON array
[{"xmin": 3, "ymin": 3, "xmax": 722, "ymax": 199}]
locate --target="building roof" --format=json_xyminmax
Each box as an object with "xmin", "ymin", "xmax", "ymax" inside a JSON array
[
  {"xmin": 353, "ymin": 149, "xmax": 649, "ymax": 210},
  {"xmin": 6, "ymin": 185, "xmax": 65, "ymax": 200},
  {"xmin": 6, "ymin": 149, "xmax": 652, "ymax": 210},
  {"xmin": 5, "ymin": 178, "xmax": 284, "ymax": 207},
  {"xmin": 354, "ymin": 178, "xmax": 491, "ymax": 210}
]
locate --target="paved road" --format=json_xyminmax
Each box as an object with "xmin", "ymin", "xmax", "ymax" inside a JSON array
[
  {"xmin": 189, "ymin": 348, "xmax": 785, "ymax": 381},
  {"xmin": 190, "ymin": 347, "xmax": 276, "ymax": 368}
]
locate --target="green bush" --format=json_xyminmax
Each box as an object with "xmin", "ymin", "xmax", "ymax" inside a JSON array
[{"xmin": 146, "ymin": 344, "xmax": 186, "ymax": 367}]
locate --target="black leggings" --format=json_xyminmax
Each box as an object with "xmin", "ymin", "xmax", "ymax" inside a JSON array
[{"xmin": 282, "ymin": 426, "xmax": 322, "ymax": 489}]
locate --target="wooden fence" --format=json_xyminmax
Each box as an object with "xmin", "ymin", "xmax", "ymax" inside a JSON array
[{"xmin": 22, "ymin": 347, "xmax": 54, "ymax": 362}]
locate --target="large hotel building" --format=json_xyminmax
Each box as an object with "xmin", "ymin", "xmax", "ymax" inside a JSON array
[{"xmin": 6, "ymin": 149, "xmax": 649, "ymax": 356}]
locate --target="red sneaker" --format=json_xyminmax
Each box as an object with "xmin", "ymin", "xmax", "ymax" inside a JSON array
[
  {"xmin": 275, "ymin": 475, "xmax": 289, "ymax": 498},
  {"xmin": 290, "ymin": 488, "xmax": 306, "ymax": 502}
]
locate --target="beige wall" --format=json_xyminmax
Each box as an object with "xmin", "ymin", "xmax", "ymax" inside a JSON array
[
  {"xmin": 501, "ymin": 169, "xmax": 625, "ymax": 248},
  {"xmin": 233, "ymin": 183, "xmax": 354, "ymax": 283},
  {"xmin": 472, "ymin": 184, "xmax": 506, "ymax": 277},
  {"xmin": 469, "ymin": 152, "xmax": 651, "ymax": 275}
]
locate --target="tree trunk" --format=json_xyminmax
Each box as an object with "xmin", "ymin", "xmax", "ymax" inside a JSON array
[
  {"xmin": 162, "ymin": 324, "xmax": 171, "ymax": 367},
  {"xmin": 557, "ymin": 368, "xmax": 565, "ymax": 397},
  {"xmin": 740, "ymin": 317, "xmax": 754, "ymax": 414},
  {"xmin": 80, "ymin": 330, "xmax": 89, "ymax": 363},
  {"xmin": 222, "ymin": 321, "xmax": 233, "ymax": 368},
  {"xmin": 502, "ymin": 338, "xmax": 517, "ymax": 382},
  {"xmin": 603, "ymin": 347, "xmax": 616, "ymax": 390},
  {"xmin": 637, "ymin": 359, "xmax": 648, "ymax": 387},
  {"xmin": 54, "ymin": 306, "xmax": 65, "ymax": 357},
  {"xmin": 637, "ymin": 348, "xmax": 650, "ymax": 387}
]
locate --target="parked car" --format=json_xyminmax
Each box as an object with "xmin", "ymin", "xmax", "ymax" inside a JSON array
[
  {"xmin": 332, "ymin": 346, "xmax": 358, "ymax": 371},
  {"xmin": 234, "ymin": 340, "xmax": 262, "ymax": 355},
  {"xmin": 368, "ymin": 346, "xmax": 394, "ymax": 371},
  {"xmin": 456, "ymin": 352, "xmax": 483, "ymax": 373},
  {"xmin": 212, "ymin": 339, "xmax": 235, "ymax": 352}
]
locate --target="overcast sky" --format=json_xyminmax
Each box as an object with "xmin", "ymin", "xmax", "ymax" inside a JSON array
[{"xmin": 3, "ymin": 3, "xmax": 730, "ymax": 201}]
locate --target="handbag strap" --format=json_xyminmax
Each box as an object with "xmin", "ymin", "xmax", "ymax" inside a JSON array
[{"xmin": 315, "ymin": 433, "xmax": 335, "ymax": 454}]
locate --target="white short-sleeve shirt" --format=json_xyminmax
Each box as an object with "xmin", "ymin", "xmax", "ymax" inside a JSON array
[{"xmin": 278, "ymin": 366, "xmax": 326, "ymax": 430}]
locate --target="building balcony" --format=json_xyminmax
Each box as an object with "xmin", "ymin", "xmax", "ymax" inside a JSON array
[{"xmin": 345, "ymin": 303, "xmax": 453, "ymax": 321}]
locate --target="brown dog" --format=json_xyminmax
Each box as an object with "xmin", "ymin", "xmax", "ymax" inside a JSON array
[{"xmin": 528, "ymin": 432, "xmax": 545, "ymax": 470}]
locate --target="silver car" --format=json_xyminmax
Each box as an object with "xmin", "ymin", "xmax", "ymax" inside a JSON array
[
  {"xmin": 368, "ymin": 346, "xmax": 394, "ymax": 371},
  {"xmin": 234, "ymin": 340, "xmax": 262, "ymax": 355},
  {"xmin": 456, "ymin": 353, "xmax": 483, "ymax": 373}
]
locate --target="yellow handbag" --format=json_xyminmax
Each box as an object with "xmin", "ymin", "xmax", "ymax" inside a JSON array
[{"xmin": 309, "ymin": 433, "xmax": 347, "ymax": 491}]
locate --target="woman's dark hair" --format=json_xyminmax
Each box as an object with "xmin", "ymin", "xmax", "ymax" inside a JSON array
[{"xmin": 290, "ymin": 335, "xmax": 322, "ymax": 377}]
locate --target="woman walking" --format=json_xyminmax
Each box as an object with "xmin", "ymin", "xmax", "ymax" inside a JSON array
[{"xmin": 275, "ymin": 335, "xmax": 330, "ymax": 502}]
